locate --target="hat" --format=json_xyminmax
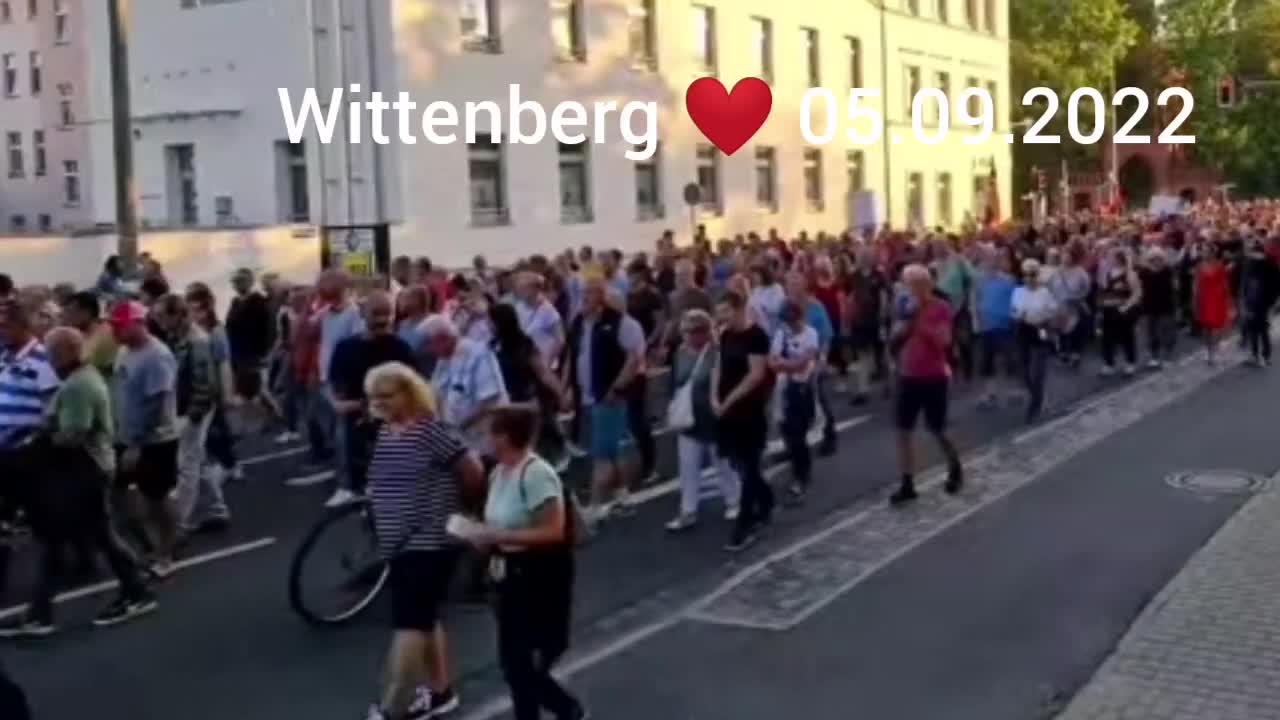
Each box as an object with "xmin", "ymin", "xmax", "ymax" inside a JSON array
[{"xmin": 108, "ymin": 300, "xmax": 148, "ymax": 328}]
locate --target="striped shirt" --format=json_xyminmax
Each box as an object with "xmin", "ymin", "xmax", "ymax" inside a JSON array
[
  {"xmin": 367, "ymin": 417, "xmax": 467, "ymax": 557},
  {"xmin": 0, "ymin": 339, "xmax": 59, "ymax": 449}
]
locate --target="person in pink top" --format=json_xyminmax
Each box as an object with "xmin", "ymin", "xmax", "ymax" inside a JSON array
[{"xmin": 888, "ymin": 264, "xmax": 964, "ymax": 507}]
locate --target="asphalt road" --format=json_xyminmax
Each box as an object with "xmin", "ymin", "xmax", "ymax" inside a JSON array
[{"xmin": 4, "ymin": 341, "xmax": 1271, "ymax": 720}]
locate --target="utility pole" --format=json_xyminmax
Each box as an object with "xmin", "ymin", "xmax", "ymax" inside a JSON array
[{"xmin": 108, "ymin": 0, "xmax": 140, "ymax": 274}]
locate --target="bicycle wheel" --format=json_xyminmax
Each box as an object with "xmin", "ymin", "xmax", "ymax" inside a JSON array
[{"xmin": 288, "ymin": 499, "xmax": 389, "ymax": 626}]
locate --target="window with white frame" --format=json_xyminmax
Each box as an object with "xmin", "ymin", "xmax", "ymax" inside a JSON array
[
  {"xmin": 9, "ymin": 215, "xmax": 25, "ymax": 232},
  {"xmin": 32, "ymin": 130, "xmax": 44, "ymax": 176},
  {"xmin": 559, "ymin": 142, "xmax": 592, "ymax": 224},
  {"xmin": 907, "ymin": 172, "xmax": 925, "ymax": 227},
  {"xmin": 165, "ymin": 143, "xmax": 198, "ymax": 226},
  {"xmin": 803, "ymin": 149, "xmax": 824, "ymax": 212},
  {"xmin": 468, "ymin": 132, "xmax": 508, "ymax": 226},
  {"xmin": 848, "ymin": 36, "xmax": 863, "ymax": 88},
  {"xmin": 59, "ymin": 99, "xmax": 73, "ymax": 127},
  {"xmin": 27, "ymin": 0, "xmax": 35, "ymax": 19},
  {"xmin": 936, "ymin": 0, "xmax": 949, "ymax": 23},
  {"xmin": 803, "ymin": 28, "xmax": 820, "ymax": 88},
  {"xmin": 965, "ymin": 0, "xmax": 978, "ymax": 28},
  {"xmin": 628, "ymin": 0, "xmax": 656, "ymax": 68},
  {"xmin": 28, "ymin": 51, "xmax": 40, "ymax": 95},
  {"xmin": 692, "ymin": 4, "xmax": 716, "ymax": 75},
  {"xmin": 275, "ymin": 140, "xmax": 310, "ymax": 222},
  {"xmin": 635, "ymin": 144, "xmax": 663, "ymax": 221},
  {"xmin": 847, "ymin": 150, "xmax": 865, "ymax": 194},
  {"xmin": 695, "ymin": 144, "xmax": 720, "ymax": 213},
  {"xmin": 752, "ymin": 17, "xmax": 773, "ymax": 83},
  {"xmin": 6, "ymin": 132, "xmax": 22, "ymax": 178},
  {"xmin": 904, "ymin": 65, "xmax": 921, "ymax": 117},
  {"xmin": 966, "ymin": 76, "xmax": 980, "ymax": 116},
  {"xmin": 38, "ymin": 213, "xmax": 50, "ymax": 232},
  {"xmin": 2, "ymin": 54, "xmax": 16, "ymax": 96},
  {"xmin": 63, "ymin": 159, "xmax": 79, "ymax": 205},
  {"xmin": 53, "ymin": 0, "xmax": 67, "ymax": 43},
  {"xmin": 460, "ymin": 0, "xmax": 499, "ymax": 52},
  {"xmin": 0, "ymin": 2, "xmax": 10, "ymax": 23},
  {"xmin": 934, "ymin": 71, "xmax": 950, "ymax": 124},
  {"xmin": 755, "ymin": 147, "xmax": 777, "ymax": 211},
  {"xmin": 984, "ymin": 0, "xmax": 996, "ymax": 33},
  {"xmin": 550, "ymin": 0, "xmax": 585, "ymax": 62},
  {"xmin": 937, "ymin": 172, "xmax": 953, "ymax": 226}
]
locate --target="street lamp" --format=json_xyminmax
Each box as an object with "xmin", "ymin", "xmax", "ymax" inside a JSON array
[{"xmin": 108, "ymin": 0, "xmax": 139, "ymax": 274}]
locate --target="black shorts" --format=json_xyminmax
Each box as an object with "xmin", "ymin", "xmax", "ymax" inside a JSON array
[
  {"xmin": 115, "ymin": 440, "xmax": 180, "ymax": 502},
  {"xmin": 388, "ymin": 549, "xmax": 460, "ymax": 632},
  {"xmin": 895, "ymin": 378, "xmax": 949, "ymax": 433}
]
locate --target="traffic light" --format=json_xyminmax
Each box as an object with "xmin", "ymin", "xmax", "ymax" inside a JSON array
[{"xmin": 1218, "ymin": 76, "xmax": 1236, "ymax": 108}]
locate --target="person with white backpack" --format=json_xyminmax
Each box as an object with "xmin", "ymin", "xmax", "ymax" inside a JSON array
[
  {"xmin": 664, "ymin": 309, "xmax": 740, "ymax": 532},
  {"xmin": 769, "ymin": 301, "xmax": 820, "ymax": 503}
]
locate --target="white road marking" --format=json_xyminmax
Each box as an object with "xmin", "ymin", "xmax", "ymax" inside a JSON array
[
  {"xmin": 242, "ymin": 446, "xmax": 308, "ymax": 466},
  {"xmin": 0, "ymin": 537, "xmax": 278, "ymax": 621},
  {"xmin": 284, "ymin": 471, "xmax": 334, "ymax": 487}
]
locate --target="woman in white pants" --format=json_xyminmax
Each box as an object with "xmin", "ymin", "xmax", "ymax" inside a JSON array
[{"xmin": 665, "ymin": 309, "xmax": 740, "ymax": 532}]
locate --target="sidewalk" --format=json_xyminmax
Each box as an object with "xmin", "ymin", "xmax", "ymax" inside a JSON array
[{"xmin": 1059, "ymin": 474, "xmax": 1280, "ymax": 720}]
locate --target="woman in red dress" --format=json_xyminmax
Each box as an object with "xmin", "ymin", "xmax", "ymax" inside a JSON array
[{"xmin": 1195, "ymin": 243, "xmax": 1233, "ymax": 365}]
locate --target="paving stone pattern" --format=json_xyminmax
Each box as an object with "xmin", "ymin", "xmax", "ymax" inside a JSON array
[
  {"xmin": 1057, "ymin": 483, "xmax": 1280, "ymax": 720},
  {"xmin": 687, "ymin": 343, "xmax": 1251, "ymax": 631}
]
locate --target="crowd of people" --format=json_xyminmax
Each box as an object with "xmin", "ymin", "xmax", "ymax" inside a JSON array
[{"xmin": 2, "ymin": 197, "xmax": 1280, "ymax": 719}]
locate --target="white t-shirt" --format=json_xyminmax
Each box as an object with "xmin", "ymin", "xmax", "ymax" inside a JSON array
[
  {"xmin": 769, "ymin": 324, "xmax": 819, "ymax": 385},
  {"xmin": 1012, "ymin": 286, "xmax": 1060, "ymax": 327},
  {"xmin": 517, "ymin": 299, "xmax": 564, "ymax": 366}
]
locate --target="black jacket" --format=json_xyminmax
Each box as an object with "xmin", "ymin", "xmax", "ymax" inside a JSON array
[{"xmin": 226, "ymin": 291, "xmax": 274, "ymax": 362}]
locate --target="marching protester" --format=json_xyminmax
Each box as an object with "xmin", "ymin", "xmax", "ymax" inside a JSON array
[
  {"xmin": 186, "ymin": 283, "xmax": 244, "ymax": 487},
  {"xmin": 972, "ymin": 249, "xmax": 1018, "ymax": 407},
  {"xmin": 1097, "ymin": 246, "xmax": 1143, "ymax": 376},
  {"xmin": 1138, "ymin": 247, "xmax": 1178, "ymax": 369},
  {"xmin": 666, "ymin": 309, "xmax": 739, "ymax": 532},
  {"xmin": 109, "ymin": 300, "xmax": 182, "ymax": 578},
  {"xmin": 1010, "ymin": 260, "xmax": 1060, "ymax": 423},
  {"xmin": 1047, "ymin": 241, "xmax": 1092, "ymax": 367},
  {"xmin": 1238, "ymin": 238, "xmax": 1280, "ymax": 367},
  {"xmin": 1195, "ymin": 242, "xmax": 1233, "ymax": 366},
  {"xmin": 770, "ymin": 300, "xmax": 821, "ymax": 501},
  {"xmin": 783, "ymin": 271, "xmax": 837, "ymax": 456},
  {"xmin": 226, "ymin": 268, "xmax": 279, "ymax": 422},
  {"xmin": 889, "ymin": 265, "xmax": 964, "ymax": 506},
  {"xmin": 713, "ymin": 290, "xmax": 773, "ymax": 551},
  {"xmin": 458, "ymin": 404, "xmax": 588, "ymax": 720},
  {"xmin": 563, "ymin": 278, "xmax": 646, "ymax": 525},
  {"xmin": 62, "ymin": 291, "xmax": 118, "ymax": 382},
  {"xmin": 845, "ymin": 249, "xmax": 890, "ymax": 404},
  {"xmin": 315, "ymin": 269, "xmax": 367, "ymax": 501},
  {"xmin": 426, "ymin": 314, "xmax": 509, "ymax": 464},
  {"xmin": 624, "ymin": 262, "xmax": 663, "ymax": 484},
  {"xmin": 362, "ymin": 362, "xmax": 485, "ymax": 720},
  {"xmin": 490, "ymin": 303, "xmax": 568, "ymax": 469}
]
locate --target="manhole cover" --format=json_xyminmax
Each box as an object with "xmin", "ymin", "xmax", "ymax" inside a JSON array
[{"xmin": 1165, "ymin": 469, "xmax": 1269, "ymax": 495}]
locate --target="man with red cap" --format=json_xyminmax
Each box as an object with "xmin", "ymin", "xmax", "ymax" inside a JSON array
[{"xmin": 110, "ymin": 300, "xmax": 182, "ymax": 578}]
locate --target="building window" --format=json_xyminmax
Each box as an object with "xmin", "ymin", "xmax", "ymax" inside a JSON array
[
  {"xmin": 987, "ymin": 80, "xmax": 998, "ymax": 126},
  {"xmin": 803, "ymin": 149, "xmax": 824, "ymax": 212},
  {"xmin": 275, "ymin": 140, "xmax": 310, "ymax": 222},
  {"xmin": 2, "ymin": 54, "xmax": 16, "ymax": 96},
  {"xmin": 215, "ymin": 196, "xmax": 235, "ymax": 226},
  {"xmin": 635, "ymin": 144, "xmax": 663, "ymax": 221},
  {"xmin": 27, "ymin": 0, "xmax": 35, "ymax": 19},
  {"xmin": 468, "ymin": 132, "xmax": 508, "ymax": 226},
  {"xmin": 6, "ymin": 132, "xmax": 22, "ymax": 178},
  {"xmin": 62, "ymin": 160, "xmax": 79, "ymax": 205},
  {"xmin": 10, "ymin": 215, "xmax": 25, "ymax": 232},
  {"xmin": 692, "ymin": 4, "xmax": 716, "ymax": 76},
  {"xmin": 59, "ymin": 99, "xmax": 73, "ymax": 127},
  {"xmin": 52, "ymin": 0, "xmax": 67, "ymax": 43},
  {"xmin": 905, "ymin": 65, "xmax": 921, "ymax": 117},
  {"xmin": 752, "ymin": 17, "xmax": 773, "ymax": 84},
  {"xmin": 966, "ymin": 76, "xmax": 981, "ymax": 116},
  {"xmin": 0, "ymin": 2, "xmax": 10, "ymax": 23},
  {"xmin": 937, "ymin": 173, "xmax": 953, "ymax": 226},
  {"xmin": 550, "ymin": 0, "xmax": 585, "ymax": 62},
  {"xmin": 906, "ymin": 0, "xmax": 920, "ymax": 15},
  {"xmin": 934, "ymin": 71, "xmax": 951, "ymax": 124},
  {"xmin": 166, "ymin": 144, "xmax": 198, "ymax": 226},
  {"xmin": 936, "ymin": 0, "xmax": 948, "ymax": 23},
  {"xmin": 695, "ymin": 144, "xmax": 720, "ymax": 214},
  {"xmin": 28, "ymin": 51, "xmax": 40, "ymax": 96},
  {"xmin": 965, "ymin": 0, "xmax": 978, "ymax": 28},
  {"xmin": 460, "ymin": 0, "xmax": 499, "ymax": 52},
  {"xmin": 907, "ymin": 172, "xmax": 924, "ymax": 227},
  {"xmin": 984, "ymin": 0, "xmax": 995, "ymax": 33},
  {"xmin": 558, "ymin": 142, "xmax": 592, "ymax": 224},
  {"xmin": 847, "ymin": 37, "xmax": 863, "ymax": 88},
  {"xmin": 803, "ymin": 28, "xmax": 820, "ymax": 88},
  {"xmin": 628, "ymin": 0, "xmax": 656, "ymax": 69},
  {"xmin": 32, "ymin": 130, "xmax": 44, "ymax": 176},
  {"xmin": 38, "ymin": 213, "xmax": 50, "ymax": 232},
  {"xmin": 847, "ymin": 150, "xmax": 865, "ymax": 194},
  {"xmin": 755, "ymin": 146, "xmax": 777, "ymax": 212}
]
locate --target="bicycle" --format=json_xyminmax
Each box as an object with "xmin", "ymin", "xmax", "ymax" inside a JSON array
[{"xmin": 288, "ymin": 496, "xmax": 390, "ymax": 627}]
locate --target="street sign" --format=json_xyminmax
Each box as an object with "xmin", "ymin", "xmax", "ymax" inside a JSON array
[{"xmin": 682, "ymin": 183, "xmax": 702, "ymax": 206}]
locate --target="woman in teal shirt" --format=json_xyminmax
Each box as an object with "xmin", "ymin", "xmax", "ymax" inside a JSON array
[{"xmin": 464, "ymin": 405, "xmax": 586, "ymax": 720}]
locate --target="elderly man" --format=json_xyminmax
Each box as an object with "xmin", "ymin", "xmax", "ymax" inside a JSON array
[
  {"xmin": 423, "ymin": 314, "xmax": 508, "ymax": 459},
  {"xmin": 888, "ymin": 265, "xmax": 964, "ymax": 507},
  {"xmin": 326, "ymin": 291, "xmax": 416, "ymax": 507},
  {"xmin": 0, "ymin": 327, "xmax": 157, "ymax": 638}
]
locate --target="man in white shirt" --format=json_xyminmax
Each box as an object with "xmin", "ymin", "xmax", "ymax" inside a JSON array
[
  {"xmin": 1011, "ymin": 259, "xmax": 1060, "ymax": 423},
  {"xmin": 514, "ymin": 272, "xmax": 564, "ymax": 367},
  {"xmin": 423, "ymin": 315, "xmax": 508, "ymax": 458}
]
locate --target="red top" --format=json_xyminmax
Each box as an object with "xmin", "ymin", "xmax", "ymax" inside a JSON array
[
  {"xmin": 812, "ymin": 281, "xmax": 843, "ymax": 329},
  {"xmin": 1195, "ymin": 262, "xmax": 1232, "ymax": 331},
  {"xmin": 900, "ymin": 298, "xmax": 953, "ymax": 380}
]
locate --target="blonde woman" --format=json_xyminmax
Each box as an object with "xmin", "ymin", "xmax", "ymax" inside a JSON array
[{"xmin": 362, "ymin": 362, "xmax": 486, "ymax": 720}]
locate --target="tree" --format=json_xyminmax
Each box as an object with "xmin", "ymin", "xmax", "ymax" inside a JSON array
[{"xmin": 1160, "ymin": 0, "xmax": 1280, "ymax": 195}]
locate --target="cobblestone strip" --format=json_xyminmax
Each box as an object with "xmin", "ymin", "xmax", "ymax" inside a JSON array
[
  {"xmin": 1056, "ymin": 482, "xmax": 1280, "ymax": 720},
  {"xmin": 687, "ymin": 341, "xmax": 1252, "ymax": 631}
]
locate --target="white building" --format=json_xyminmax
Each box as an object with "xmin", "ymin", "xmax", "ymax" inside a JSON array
[{"xmin": 25, "ymin": 0, "xmax": 1009, "ymax": 267}]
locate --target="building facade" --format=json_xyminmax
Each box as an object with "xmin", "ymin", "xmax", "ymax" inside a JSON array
[{"xmin": 5, "ymin": 0, "xmax": 1010, "ymax": 267}]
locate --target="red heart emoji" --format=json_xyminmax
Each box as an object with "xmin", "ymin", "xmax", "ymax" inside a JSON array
[{"xmin": 685, "ymin": 77, "xmax": 772, "ymax": 156}]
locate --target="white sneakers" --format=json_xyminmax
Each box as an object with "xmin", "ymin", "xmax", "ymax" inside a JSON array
[{"xmin": 325, "ymin": 488, "xmax": 360, "ymax": 508}]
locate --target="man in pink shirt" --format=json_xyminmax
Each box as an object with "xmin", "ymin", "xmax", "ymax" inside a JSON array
[{"xmin": 889, "ymin": 264, "xmax": 964, "ymax": 506}]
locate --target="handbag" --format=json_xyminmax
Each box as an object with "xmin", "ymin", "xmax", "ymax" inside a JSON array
[
  {"xmin": 666, "ymin": 346, "xmax": 708, "ymax": 432},
  {"xmin": 516, "ymin": 456, "xmax": 591, "ymax": 548}
]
